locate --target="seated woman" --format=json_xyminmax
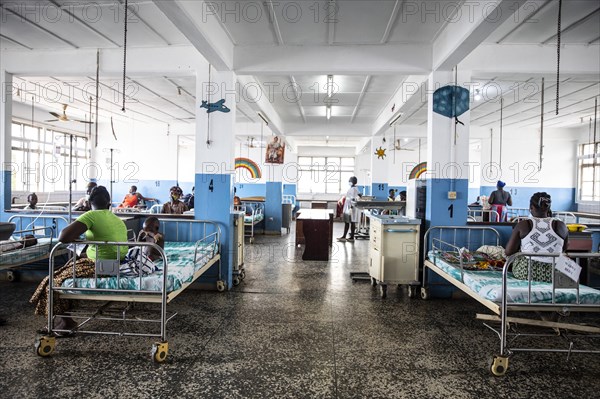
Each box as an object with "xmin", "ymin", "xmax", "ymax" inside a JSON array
[
  {"xmin": 30, "ymin": 186, "xmax": 128, "ymax": 333},
  {"xmin": 505, "ymin": 192, "xmax": 568, "ymax": 282},
  {"xmin": 73, "ymin": 182, "xmax": 97, "ymax": 211},
  {"xmin": 118, "ymin": 185, "xmax": 157, "ymax": 208},
  {"xmin": 161, "ymin": 186, "xmax": 188, "ymax": 214}
]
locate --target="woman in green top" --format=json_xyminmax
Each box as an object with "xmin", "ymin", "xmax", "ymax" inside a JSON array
[
  {"xmin": 31, "ymin": 186, "xmax": 127, "ymax": 335},
  {"xmin": 61, "ymin": 186, "xmax": 128, "ymax": 259}
]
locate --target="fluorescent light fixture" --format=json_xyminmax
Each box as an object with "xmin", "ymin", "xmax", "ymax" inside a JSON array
[
  {"xmin": 403, "ymin": 138, "xmax": 409, "ymax": 143},
  {"xmin": 327, "ymin": 75, "xmax": 334, "ymax": 98},
  {"xmin": 474, "ymin": 89, "xmax": 482, "ymax": 101},
  {"xmin": 257, "ymin": 112, "xmax": 269, "ymax": 125},
  {"xmin": 326, "ymin": 106, "xmax": 331, "ymax": 120},
  {"xmin": 389, "ymin": 112, "xmax": 403, "ymax": 126}
]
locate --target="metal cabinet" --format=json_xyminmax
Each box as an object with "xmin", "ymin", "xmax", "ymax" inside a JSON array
[
  {"xmin": 368, "ymin": 215, "xmax": 420, "ymax": 298},
  {"xmin": 232, "ymin": 212, "xmax": 246, "ymax": 286}
]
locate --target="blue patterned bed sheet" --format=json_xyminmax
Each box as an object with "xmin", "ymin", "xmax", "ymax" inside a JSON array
[
  {"xmin": 427, "ymin": 251, "xmax": 600, "ymax": 305},
  {"xmin": 62, "ymin": 241, "xmax": 218, "ymax": 293},
  {"xmin": 0, "ymin": 238, "xmax": 54, "ymax": 267},
  {"xmin": 244, "ymin": 214, "xmax": 264, "ymax": 224}
]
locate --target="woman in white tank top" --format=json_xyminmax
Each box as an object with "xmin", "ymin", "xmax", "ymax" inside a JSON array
[{"xmin": 505, "ymin": 192, "xmax": 569, "ymax": 282}]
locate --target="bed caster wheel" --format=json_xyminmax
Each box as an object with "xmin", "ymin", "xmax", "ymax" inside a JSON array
[
  {"xmin": 151, "ymin": 342, "xmax": 168, "ymax": 363},
  {"xmin": 35, "ymin": 336, "xmax": 56, "ymax": 357},
  {"xmin": 371, "ymin": 277, "xmax": 377, "ymax": 287},
  {"xmin": 420, "ymin": 287, "xmax": 430, "ymax": 300},
  {"xmin": 6, "ymin": 271, "xmax": 16, "ymax": 282},
  {"xmin": 379, "ymin": 284, "xmax": 387, "ymax": 299},
  {"xmin": 408, "ymin": 285, "xmax": 418, "ymax": 298},
  {"xmin": 216, "ymin": 280, "xmax": 226, "ymax": 292},
  {"xmin": 240, "ymin": 269, "xmax": 246, "ymax": 280},
  {"xmin": 233, "ymin": 276, "xmax": 241, "ymax": 286},
  {"xmin": 490, "ymin": 355, "xmax": 509, "ymax": 377}
]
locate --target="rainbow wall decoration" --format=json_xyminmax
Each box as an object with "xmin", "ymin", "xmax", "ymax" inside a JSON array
[
  {"xmin": 409, "ymin": 162, "xmax": 427, "ymax": 180},
  {"xmin": 235, "ymin": 158, "xmax": 262, "ymax": 179}
]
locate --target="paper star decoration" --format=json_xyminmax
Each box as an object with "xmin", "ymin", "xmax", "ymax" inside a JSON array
[{"xmin": 375, "ymin": 147, "xmax": 386, "ymax": 159}]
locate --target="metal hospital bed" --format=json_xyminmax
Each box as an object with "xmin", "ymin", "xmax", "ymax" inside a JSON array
[
  {"xmin": 421, "ymin": 226, "xmax": 600, "ymax": 376},
  {"xmin": 1, "ymin": 215, "xmax": 69, "ymax": 280},
  {"xmin": 234, "ymin": 201, "xmax": 264, "ymax": 244},
  {"xmin": 35, "ymin": 219, "xmax": 223, "ymax": 363}
]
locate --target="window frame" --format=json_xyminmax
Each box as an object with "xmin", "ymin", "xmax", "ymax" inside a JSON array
[
  {"xmin": 576, "ymin": 142, "xmax": 600, "ymax": 204},
  {"xmin": 297, "ymin": 156, "xmax": 355, "ymax": 194}
]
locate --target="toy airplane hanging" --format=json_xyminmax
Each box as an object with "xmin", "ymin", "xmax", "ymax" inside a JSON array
[{"xmin": 200, "ymin": 99, "xmax": 230, "ymax": 113}]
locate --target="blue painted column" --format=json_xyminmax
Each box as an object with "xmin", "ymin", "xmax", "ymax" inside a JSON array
[
  {"xmin": 424, "ymin": 70, "xmax": 471, "ymax": 297},
  {"xmin": 194, "ymin": 68, "xmax": 236, "ymax": 290},
  {"xmin": 265, "ymin": 181, "xmax": 282, "ymax": 234},
  {"xmin": 370, "ymin": 139, "xmax": 388, "ymax": 200},
  {"xmin": 0, "ymin": 71, "xmax": 13, "ymax": 221}
]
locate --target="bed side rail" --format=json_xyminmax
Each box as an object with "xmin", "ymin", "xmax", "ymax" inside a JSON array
[
  {"xmin": 502, "ymin": 252, "xmax": 599, "ymax": 309},
  {"xmin": 8, "ymin": 215, "xmax": 68, "ymax": 239},
  {"xmin": 157, "ymin": 218, "xmax": 221, "ymax": 255}
]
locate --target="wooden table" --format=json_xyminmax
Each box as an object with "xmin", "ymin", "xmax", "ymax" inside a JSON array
[{"xmin": 296, "ymin": 209, "xmax": 333, "ymax": 261}]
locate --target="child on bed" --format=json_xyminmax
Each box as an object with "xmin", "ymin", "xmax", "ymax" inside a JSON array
[
  {"xmin": 0, "ymin": 234, "xmax": 38, "ymax": 253},
  {"xmin": 137, "ymin": 216, "xmax": 164, "ymax": 261}
]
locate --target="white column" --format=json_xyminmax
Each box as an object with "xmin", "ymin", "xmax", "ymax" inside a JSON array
[{"xmin": 1, "ymin": 70, "xmax": 13, "ymax": 214}]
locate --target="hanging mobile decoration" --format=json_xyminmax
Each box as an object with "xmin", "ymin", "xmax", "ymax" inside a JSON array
[
  {"xmin": 393, "ymin": 125, "xmax": 396, "ymax": 164},
  {"xmin": 499, "ymin": 97, "xmax": 504, "ymax": 169},
  {"xmin": 121, "ymin": 0, "xmax": 129, "ymax": 112},
  {"xmin": 555, "ymin": 0, "xmax": 562, "ymax": 115},
  {"xmin": 206, "ymin": 64, "xmax": 212, "ymax": 147},
  {"xmin": 200, "ymin": 99, "xmax": 230, "ymax": 113},
  {"xmin": 375, "ymin": 146, "xmax": 386, "ymax": 159}
]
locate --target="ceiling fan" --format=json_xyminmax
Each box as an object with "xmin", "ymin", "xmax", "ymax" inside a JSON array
[
  {"xmin": 244, "ymin": 137, "xmax": 265, "ymax": 148},
  {"xmin": 392, "ymin": 139, "xmax": 415, "ymax": 151},
  {"xmin": 45, "ymin": 104, "xmax": 93, "ymax": 124}
]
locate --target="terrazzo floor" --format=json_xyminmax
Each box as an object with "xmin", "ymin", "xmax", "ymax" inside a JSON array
[{"xmin": 1, "ymin": 222, "xmax": 599, "ymax": 398}]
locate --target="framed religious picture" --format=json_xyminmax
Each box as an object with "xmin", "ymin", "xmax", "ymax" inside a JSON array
[{"xmin": 265, "ymin": 136, "xmax": 285, "ymax": 164}]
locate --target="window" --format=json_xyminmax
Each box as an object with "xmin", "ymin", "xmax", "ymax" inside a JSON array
[
  {"xmin": 297, "ymin": 156, "xmax": 355, "ymax": 194},
  {"xmin": 577, "ymin": 142, "xmax": 599, "ymax": 202},
  {"xmin": 11, "ymin": 122, "xmax": 90, "ymax": 193}
]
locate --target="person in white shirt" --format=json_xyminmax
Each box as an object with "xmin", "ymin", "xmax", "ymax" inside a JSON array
[{"xmin": 338, "ymin": 176, "xmax": 361, "ymax": 242}]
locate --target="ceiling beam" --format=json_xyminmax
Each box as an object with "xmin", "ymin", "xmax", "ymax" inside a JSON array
[
  {"xmin": 380, "ymin": 0, "xmax": 403, "ymax": 44},
  {"xmin": 541, "ymin": 7, "xmax": 600, "ymax": 45},
  {"xmin": 116, "ymin": 0, "xmax": 172, "ymax": 46},
  {"xmin": 237, "ymin": 75, "xmax": 284, "ymax": 136},
  {"xmin": 47, "ymin": 0, "xmax": 120, "ymax": 47},
  {"xmin": 234, "ymin": 44, "xmax": 432, "ymax": 75},
  {"xmin": 152, "ymin": 0, "xmax": 233, "ymax": 71},
  {"xmin": 350, "ymin": 76, "xmax": 371, "ymax": 123},
  {"xmin": 1, "ymin": 4, "xmax": 79, "ymax": 48},
  {"xmin": 433, "ymin": 0, "xmax": 527, "ymax": 70},
  {"xmin": 461, "ymin": 44, "xmax": 600, "ymax": 75},
  {"xmin": 327, "ymin": 0, "xmax": 337, "ymax": 45},
  {"xmin": 495, "ymin": 0, "xmax": 552, "ymax": 44},
  {"xmin": 265, "ymin": 0, "xmax": 284, "ymax": 45},
  {"xmin": 2, "ymin": 46, "xmax": 204, "ymax": 76},
  {"xmin": 290, "ymin": 76, "xmax": 307, "ymax": 124},
  {"xmin": 128, "ymin": 78, "xmax": 195, "ymax": 117},
  {"xmin": 0, "ymin": 33, "xmax": 33, "ymax": 50}
]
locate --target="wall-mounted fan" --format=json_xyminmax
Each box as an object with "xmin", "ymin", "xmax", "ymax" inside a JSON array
[{"xmin": 46, "ymin": 104, "xmax": 93, "ymax": 124}]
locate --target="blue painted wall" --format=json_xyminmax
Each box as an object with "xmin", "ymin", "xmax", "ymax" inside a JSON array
[
  {"xmin": 234, "ymin": 183, "xmax": 266, "ymax": 199},
  {"xmin": 371, "ymin": 183, "xmax": 388, "ymax": 200},
  {"xmin": 479, "ymin": 186, "xmax": 575, "ymax": 211},
  {"xmin": 1, "ymin": 170, "xmax": 10, "ymax": 220},
  {"xmin": 468, "ymin": 187, "xmax": 480, "ymax": 204},
  {"xmin": 96, "ymin": 179, "xmax": 194, "ymax": 205},
  {"xmin": 195, "ymin": 173, "xmax": 233, "ymax": 289},
  {"xmin": 265, "ymin": 182, "xmax": 283, "ymax": 234}
]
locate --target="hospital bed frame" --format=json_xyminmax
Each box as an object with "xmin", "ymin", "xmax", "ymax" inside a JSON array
[
  {"xmin": 1, "ymin": 215, "xmax": 69, "ymax": 278},
  {"xmin": 235, "ymin": 201, "xmax": 264, "ymax": 244},
  {"xmin": 421, "ymin": 225, "xmax": 600, "ymax": 376},
  {"xmin": 35, "ymin": 219, "xmax": 222, "ymax": 363},
  {"xmin": 466, "ymin": 209, "xmax": 500, "ymax": 222}
]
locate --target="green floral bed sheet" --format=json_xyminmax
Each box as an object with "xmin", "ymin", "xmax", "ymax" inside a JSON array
[
  {"xmin": 0, "ymin": 238, "xmax": 54, "ymax": 268},
  {"xmin": 62, "ymin": 241, "xmax": 218, "ymax": 293},
  {"xmin": 427, "ymin": 251, "xmax": 600, "ymax": 304}
]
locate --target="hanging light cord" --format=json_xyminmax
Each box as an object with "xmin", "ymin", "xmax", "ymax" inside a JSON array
[
  {"xmin": 206, "ymin": 64, "xmax": 211, "ymax": 147},
  {"xmin": 555, "ymin": 0, "xmax": 562, "ymax": 115},
  {"xmin": 121, "ymin": 0, "xmax": 128, "ymax": 112}
]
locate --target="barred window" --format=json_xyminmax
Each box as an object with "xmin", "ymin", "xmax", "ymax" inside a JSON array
[
  {"xmin": 297, "ymin": 156, "xmax": 355, "ymax": 194},
  {"xmin": 577, "ymin": 142, "xmax": 599, "ymax": 202}
]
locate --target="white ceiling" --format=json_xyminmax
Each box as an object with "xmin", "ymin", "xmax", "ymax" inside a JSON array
[{"xmin": 1, "ymin": 0, "xmax": 599, "ymax": 151}]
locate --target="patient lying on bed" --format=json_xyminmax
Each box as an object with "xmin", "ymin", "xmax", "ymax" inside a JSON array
[{"xmin": 0, "ymin": 235, "xmax": 37, "ymax": 253}]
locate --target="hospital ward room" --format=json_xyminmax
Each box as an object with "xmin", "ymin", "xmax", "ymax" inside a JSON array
[{"xmin": 1, "ymin": 1, "xmax": 600, "ymax": 398}]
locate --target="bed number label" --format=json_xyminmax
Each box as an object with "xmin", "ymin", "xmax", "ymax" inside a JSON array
[{"xmin": 447, "ymin": 204, "xmax": 454, "ymax": 219}]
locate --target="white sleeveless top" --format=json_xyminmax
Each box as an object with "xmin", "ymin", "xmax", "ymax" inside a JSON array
[{"xmin": 521, "ymin": 217, "xmax": 564, "ymax": 262}]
